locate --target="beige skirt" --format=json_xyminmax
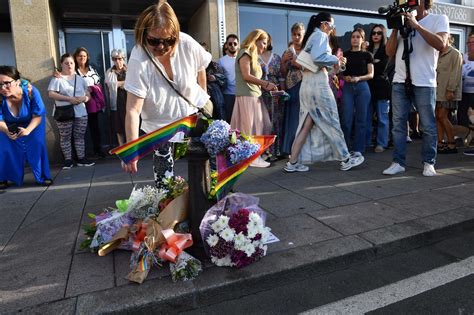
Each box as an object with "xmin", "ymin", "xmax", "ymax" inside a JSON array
[{"xmin": 231, "ymin": 96, "xmax": 271, "ymax": 135}]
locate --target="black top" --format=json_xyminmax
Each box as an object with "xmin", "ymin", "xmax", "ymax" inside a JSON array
[
  {"xmin": 368, "ymin": 45, "xmax": 391, "ymax": 100},
  {"xmin": 343, "ymin": 50, "xmax": 373, "ymax": 77}
]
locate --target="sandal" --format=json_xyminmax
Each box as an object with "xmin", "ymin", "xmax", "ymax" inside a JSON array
[
  {"xmin": 441, "ymin": 142, "xmax": 458, "ymax": 154},
  {"xmin": 0, "ymin": 181, "xmax": 8, "ymax": 189},
  {"xmin": 437, "ymin": 142, "xmax": 447, "ymax": 153}
]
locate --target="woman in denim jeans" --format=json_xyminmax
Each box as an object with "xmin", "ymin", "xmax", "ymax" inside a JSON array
[
  {"xmin": 367, "ymin": 25, "xmax": 391, "ymax": 153},
  {"xmin": 341, "ymin": 28, "xmax": 374, "ymax": 158}
]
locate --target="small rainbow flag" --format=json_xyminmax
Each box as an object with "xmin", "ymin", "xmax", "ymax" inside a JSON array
[
  {"xmin": 110, "ymin": 115, "xmax": 198, "ymax": 164},
  {"xmin": 213, "ymin": 135, "xmax": 275, "ymax": 200}
]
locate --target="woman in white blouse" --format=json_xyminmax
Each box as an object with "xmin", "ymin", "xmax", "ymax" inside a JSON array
[{"xmin": 122, "ymin": 0, "xmax": 211, "ymax": 188}]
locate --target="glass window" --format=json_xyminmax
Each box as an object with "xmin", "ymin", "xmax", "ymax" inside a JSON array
[
  {"xmin": 124, "ymin": 31, "xmax": 135, "ymax": 60},
  {"xmin": 239, "ymin": 4, "xmax": 388, "ymax": 55}
]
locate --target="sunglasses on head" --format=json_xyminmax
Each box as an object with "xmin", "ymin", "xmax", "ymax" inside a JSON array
[
  {"xmin": 372, "ymin": 31, "xmax": 383, "ymax": 36},
  {"xmin": 146, "ymin": 36, "xmax": 176, "ymax": 48}
]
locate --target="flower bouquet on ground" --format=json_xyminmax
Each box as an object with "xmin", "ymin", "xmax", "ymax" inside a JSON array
[
  {"xmin": 199, "ymin": 193, "xmax": 271, "ymax": 268},
  {"xmin": 200, "ymin": 120, "xmax": 275, "ymax": 200}
]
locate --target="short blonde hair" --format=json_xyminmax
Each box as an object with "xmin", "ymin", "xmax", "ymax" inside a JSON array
[
  {"xmin": 134, "ymin": 0, "xmax": 180, "ymax": 47},
  {"xmin": 240, "ymin": 29, "xmax": 268, "ymax": 77}
]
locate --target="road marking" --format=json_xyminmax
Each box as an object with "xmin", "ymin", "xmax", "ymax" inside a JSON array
[{"xmin": 301, "ymin": 255, "xmax": 474, "ymax": 315}]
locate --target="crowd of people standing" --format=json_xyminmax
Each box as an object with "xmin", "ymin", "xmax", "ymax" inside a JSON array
[{"xmin": 1, "ymin": 0, "xmax": 474, "ymax": 189}]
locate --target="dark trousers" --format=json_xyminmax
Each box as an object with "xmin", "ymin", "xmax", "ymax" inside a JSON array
[
  {"xmin": 223, "ymin": 94, "xmax": 236, "ymax": 123},
  {"xmin": 88, "ymin": 112, "xmax": 102, "ymax": 154}
]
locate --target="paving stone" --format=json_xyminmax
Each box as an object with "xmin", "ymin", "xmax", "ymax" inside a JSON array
[
  {"xmin": 310, "ymin": 201, "xmax": 418, "ymax": 235},
  {"xmin": 256, "ymin": 191, "xmax": 325, "ymax": 217},
  {"xmin": 266, "ymin": 214, "xmax": 342, "ymax": 252},
  {"xmin": 304, "ymin": 190, "xmax": 370, "ymax": 208},
  {"xmin": 378, "ymin": 190, "xmax": 463, "ymax": 216},
  {"xmin": 65, "ymin": 252, "xmax": 114, "ymax": 297}
]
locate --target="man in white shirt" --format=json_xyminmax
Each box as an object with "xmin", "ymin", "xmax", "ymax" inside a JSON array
[
  {"xmin": 383, "ymin": 0, "xmax": 449, "ymax": 177},
  {"xmin": 218, "ymin": 34, "xmax": 239, "ymax": 122}
]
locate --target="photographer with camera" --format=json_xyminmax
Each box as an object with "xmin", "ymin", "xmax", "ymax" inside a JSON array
[{"xmin": 382, "ymin": 0, "xmax": 449, "ymax": 177}]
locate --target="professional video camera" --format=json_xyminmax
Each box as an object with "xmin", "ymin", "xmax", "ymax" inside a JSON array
[{"xmin": 378, "ymin": 0, "xmax": 419, "ymax": 31}]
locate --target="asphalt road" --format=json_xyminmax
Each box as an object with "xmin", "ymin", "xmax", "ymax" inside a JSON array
[{"xmin": 181, "ymin": 230, "xmax": 474, "ymax": 315}]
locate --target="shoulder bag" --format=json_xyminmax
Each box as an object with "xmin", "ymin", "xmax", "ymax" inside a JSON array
[
  {"xmin": 143, "ymin": 46, "xmax": 213, "ymax": 118},
  {"xmin": 54, "ymin": 75, "xmax": 76, "ymax": 122},
  {"xmin": 296, "ymin": 50, "xmax": 320, "ymax": 73}
]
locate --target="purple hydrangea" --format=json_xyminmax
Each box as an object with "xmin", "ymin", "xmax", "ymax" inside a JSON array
[{"xmin": 200, "ymin": 120, "xmax": 231, "ymax": 156}]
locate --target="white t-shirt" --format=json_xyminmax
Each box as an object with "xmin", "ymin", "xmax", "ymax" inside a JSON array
[
  {"xmin": 393, "ymin": 14, "xmax": 449, "ymax": 87},
  {"xmin": 125, "ymin": 32, "xmax": 212, "ymax": 132},
  {"xmin": 462, "ymin": 54, "xmax": 474, "ymax": 94},
  {"xmin": 218, "ymin": 55, "xmax": 236, "ymax": 95},
  {"xmin": 48, "ymin": 74, "xmax": 88, "ymax": 118}
]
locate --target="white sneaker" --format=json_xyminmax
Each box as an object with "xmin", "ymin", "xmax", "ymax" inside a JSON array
[
  {"xmin": 340, "ymin": 155, "xmax": 365, "ymax": 171},
  {"xmin": 284, "ymin": 161, "xmax": 309, "ymax": 173},
  {"xmin": 250, "ymin": 157, "xmax": 271, "ymax": 168},
  {"xmin": 406, "ymin": 136, "xmax": 412, "ymax": 143},
  {"xmin": 382, "ymin": 162, "xmax": 406, "ymax": 175},
  {"xmin": 422, "ymin": 163, "xmax": 436, "ymax": 177}
]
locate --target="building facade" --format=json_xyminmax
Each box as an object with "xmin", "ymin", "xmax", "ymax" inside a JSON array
[{"xmin": 1, "ymin": 0, "xmax": 473, "ymax": 161}]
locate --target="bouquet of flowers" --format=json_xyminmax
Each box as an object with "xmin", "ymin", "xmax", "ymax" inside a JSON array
[
  {"xmin": 127, "ymin": 185, "xmax": 166, "ymax": 219},
  {"xmin": 200, "ymin": 120, "xmax": 260, "ymax": 163},
  {"xmin": 200, "ymin": 193, "xmax": 271, "ymax": 268}
]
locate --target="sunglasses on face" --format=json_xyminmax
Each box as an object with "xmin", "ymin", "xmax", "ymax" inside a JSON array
[
  {"xmin": 0, "ymin": 79, "xmax": 15, "ymax": 89},
  {"xmin": 146, "ymin": 36, "xmax": 176, "ymax": 48},
  {"xmin": 227, "ymin": 42, "xmax": 238, "ymax": 47},
  {"xmin": 112, "ymin": 57, "xmax": 123, "ymax": 61},
  {"xmin": 372, "ymin": 31, "xmax": 383, "ymax": 36},
  {"xmin": 324, "ymin": 21, "xmax": 335, "ymax": 30}
]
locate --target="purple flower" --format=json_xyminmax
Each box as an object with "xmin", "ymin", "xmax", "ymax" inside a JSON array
[
  {"xmin": 209, "ymin": 237, "xmax": 233, "ymax": 259},
  {"xmin": 227, "ymin": 140, "xmax": 260, "ymax": 164},
  {"xmin": 228, "ymin": 208, "xmax": 250, "ymax": 234},
  {"xmin": 201, "ymin": 120, "xmax": 231, "ymax": 156}
]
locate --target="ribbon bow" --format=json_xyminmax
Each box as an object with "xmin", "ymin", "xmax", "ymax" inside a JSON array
[{"xmin": 158, "ymin": 229, "xmax": 193, "ymax": 263}]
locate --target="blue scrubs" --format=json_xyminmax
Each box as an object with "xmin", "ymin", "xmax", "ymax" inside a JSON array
[{"xmin": 0, "ymin": 85, "xmax": 51, "ymax": 185}]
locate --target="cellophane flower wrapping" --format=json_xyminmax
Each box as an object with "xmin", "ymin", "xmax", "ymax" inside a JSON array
[
  {"xmin": 90, "ymin": 210, "xmax": 134, "ymax": 250},
  {"xmin": 199, "ymin": 193, "xmax": 271, "ymax": 268},
  {"xmin": 169, "ymin": 251, "xmax": 203, "ymax": 282},
  {"xmin": 127, "ymin": 185, "xmax": 166, "ymax": 219}
]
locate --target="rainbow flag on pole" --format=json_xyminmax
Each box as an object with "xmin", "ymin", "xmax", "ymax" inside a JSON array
[
  {"xmin": 212, "ymin": 135, "xmax": 275, "ymax": 200},
  {"xmin": 110, "ymin": 115, "xmax": 198, "ymax": 164}
]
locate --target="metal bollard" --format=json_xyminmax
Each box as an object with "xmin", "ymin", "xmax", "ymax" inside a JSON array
[{"xmin": 187, "ymin": 138, "xmax": 215, "ymax": 248}]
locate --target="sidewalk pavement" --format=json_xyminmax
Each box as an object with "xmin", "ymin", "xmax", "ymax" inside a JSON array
[{"xmin": 1, "ymin": 141, "xmax": 474, "ymax": 314}]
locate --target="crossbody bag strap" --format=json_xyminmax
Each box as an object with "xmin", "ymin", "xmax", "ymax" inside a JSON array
[
  {"xmin": 73, "ymin": 74, "xmax": 77, "ymax": 97},
  {"xmin": 143, "ymin": 46, "xmax": 199, "ymax": 109}
]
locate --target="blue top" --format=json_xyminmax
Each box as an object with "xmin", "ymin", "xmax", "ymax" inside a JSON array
[
  {"xmin": 304, "ymin": 28, "xmax": 338, "ymax": 68},
  {"xmin": 1, "ymin": 85, "xmax": 45, "ymax": 127}
]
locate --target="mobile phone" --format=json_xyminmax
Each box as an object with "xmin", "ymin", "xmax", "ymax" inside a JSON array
[{"xmin": 7, "ymin": 123, "xmax": 19, "ymax": 134}]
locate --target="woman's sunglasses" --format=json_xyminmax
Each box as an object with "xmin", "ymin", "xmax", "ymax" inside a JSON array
[
  {"xmin": 372, "ymin": 31, "xmax": 383, "ymax": 36},
  {"xmin": 146, "ymin": 36, "xmax": 176, "ymax": 48}
]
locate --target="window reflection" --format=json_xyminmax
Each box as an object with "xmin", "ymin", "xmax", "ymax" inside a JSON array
[{"xmin": 239, "ymin": 5, "xmax": 388, "ymax": 55}]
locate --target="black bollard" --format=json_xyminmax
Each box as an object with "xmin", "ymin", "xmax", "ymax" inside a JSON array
[{"xmin": 187, "ymin": 138, "xmax": 215, "ymax": 251}]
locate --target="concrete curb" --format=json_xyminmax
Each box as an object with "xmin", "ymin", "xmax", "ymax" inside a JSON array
[{"xmin": 12, "ymin": 214, "xmax": 474, "ymax": 315}]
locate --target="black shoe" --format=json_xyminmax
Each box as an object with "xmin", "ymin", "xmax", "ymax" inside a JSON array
[
  {"xmin": 0, "ymin": 181, "xmax": 8, "ymax": 189},
  {"xmin": 77, "ymin": 158, "xmax": 95, "ymax": 167},
  {"xmin": 37, "ymin": 179, "xmax": 53, "ymax": 186},
  {"xmin": 463, "ymin": 149, "xmax": 474, "ymax": 156},
  {"xmin": 63, "ymin": 160, "xmax": 74, "ymax": 169}
]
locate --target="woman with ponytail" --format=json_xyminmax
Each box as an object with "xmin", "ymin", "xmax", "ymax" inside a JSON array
[{"xmin": 284, "ymin": 12, "xmax": 364, "ymax": 173}]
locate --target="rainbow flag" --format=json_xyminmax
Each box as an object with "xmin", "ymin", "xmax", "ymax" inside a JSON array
[
  {"xmin": 110, "ymin": 115, "xmax": 198, "ymax": 164},
  {"xmin": 213, "ymin": 135, "xmax": 275, "ymax": 200}
]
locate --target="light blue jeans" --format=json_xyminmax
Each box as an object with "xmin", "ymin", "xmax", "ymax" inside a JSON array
[
  {"xmin": 391, "ymin": 83, "xmax": 437, "ymax": 167},
  {"xmin": 366, "ymin": 99, "xmax": 390, "ymax": 148},
  {"xmin": 341, "ymin": 81, "xmax": 371, "ymax": 153}
]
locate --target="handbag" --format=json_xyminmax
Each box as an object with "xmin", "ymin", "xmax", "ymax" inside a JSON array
[
  {"xmin": 143, "ymin": 46, "xmax": 214, "ymax": 118},
  {"xmin": 296, "ymin": 50, "xmax": 320, "ymax": 73},
  {"xmin": 54, "ymin": 75, "xmax": 76, "ymax": 122}
]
